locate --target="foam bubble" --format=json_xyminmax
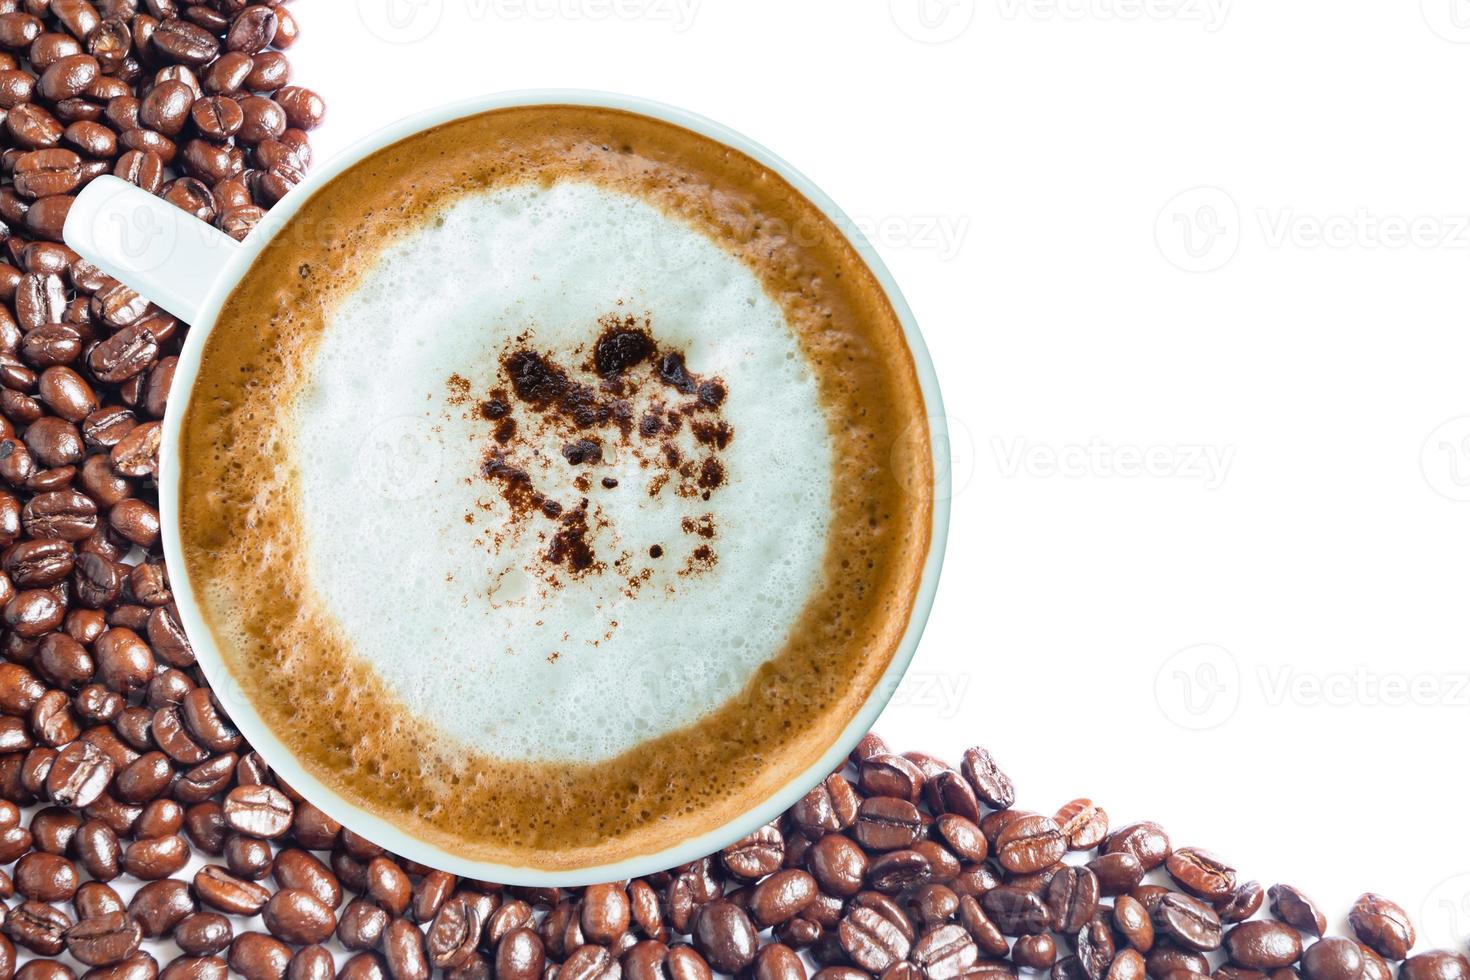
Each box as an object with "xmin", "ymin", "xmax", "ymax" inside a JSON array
[{"xmin": 291, "ymin": 180, "xmax": 833, "ymax": 765}]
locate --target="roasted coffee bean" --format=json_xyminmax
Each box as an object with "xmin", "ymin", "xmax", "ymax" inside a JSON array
[
  {"xmin": 1300, "ymin": 937, "xmax": 1364, "ymax": 980},
  {"xmin": 807, "ymin": 834, "xmax": 867, "ymax": 898},
  {"xmin": 579, "ymin": 883, "xmax": 629, "ymax": 945},
  {"xmin": 1013, "ymin": 934, "xmax": 1058, "ymax": 971},
  {"xmin": 4, "ymin": 900, "xmax": 71, "ymax": 955},
  {"xmin": 1399, "ymin": 952, "xmax": 1470, "ymax": 980},
  {"xmin": 982, "ymin": 886, "xmax": 1052, "ymax": 936},
  {"xmin": 1145, "ymin": 943, "xmax": 1210, "ymax": 980},
  {"xmin": 1348, "ymin": 894, "xmax": 1415, "ymax": 960},
  {"xmin": 89, "ymin": 952, "xmax": 159, "ymax": 980},
  {"xmin": 44, "ymin": 739, "xmax": 111, "ymax": 807},
  {"xmin": 274, "ymin": 86, "xmax": 324, "ymax": 130},
  {"xmin": 1046, "ymin": 867, "xmax": 1100, "ymax": 934},
  {"xmin": 1088, "ymin": 853, "xmax": 1146, "ymax": 897},
  {"xmin": 996, "ymin": 814, "xmax": 1067, "ymax": 874},
  {"xmin": 751, "ymin": 943, "xmax": 805, "ymax": 980},
  {"xmin": 74, "ymin": 819, "xmax": 121, "ymax": 881},
  {"xmin": 262, "ymin": 888, "xmax": 335, "ymax": 945},
  {"xmin": 1224, "ymin": 921, "xmax": 1302, "ymax": 970},
  {"xmin": 729, "ymin": 868, "xmax": 810, "ymax": 930},
  {"xmin": 383, "ymin": 918, "xmax": 429, "ymax": 980},
  {"xmin": 1165, "ymin": 849, "xmax": 1236, "ymax": 902},
  {"xmin": 1113, "ymin": 895, "xmax": 1154, "ymax": 953},
  {"xmin": 839, "ymin": 905, "xmax": 912, "ymax": 974},
  {"xmin": 338, "ymin": 898, "xmax": 390, "ymax": 952},
  {"xmin": 194, "ymin": 865, "xmax": 270, "ymax": 916},
  {"xmin": 961, "ymin": 746, "xmax": 1015, "ymax": 809},
  {"xmin": 1105, "ymin": 824, "xmax": 1172, "ymax": 872},
  {"xmin": 855, "ymin": 796, "xmax": 924, "ymax": 851},
  {"xmin": 222, "ymin": 783, "xmax": 292, "ymax": 839},
  {"xmin": 124, "ymin": 834, "xmax": 189, "ymax": 880},
  {"xmin": 287, "ymin": 946, "xmax": 335, "ymax": 980},
  {"xmin": 15, "ymin": 850, "xmax": 78, "ymax": 901},
  {"xmin": 1216, "ymin": 881, "xmax": 1264, "ymax": 925},
  {"xmin": 64, "ymin": 912, "xmax": 141, "ymax": 966},
  {"xmin": 424, "ymin": 897, "xmax": 479, "ymax": 970},
  {"xmin": 228, "ymin": 932, "xmax": 291, "ymax": 980},
  {"xmin": 175, "ymin": 913, "xmax": 233, "ymax": 957},
  {"xmin": 858, "ymin": 753, "xmax": 925, "ymax": 803},
  {"xmin": 722, "ymin": 825, "xmax": 784, "ymax": 880},
  {"xmin": 1152, "ymin": 894, "xmax": 1223, "ymax": 953},
  {"xmin": 912, "ymin": 923, "xmax": 979, "ymax": 979},
  {"xmin": 1077, "ymin": 920, "xmax": 1117, "ymax": 980},
  {"xmin": 868, "ymin": 848, "xmax": 932, "ymax": 894},
  {"xmin": 1268, "ymin": 885, "xmax": 1326, "ymax": 937},
  {"xmin": 1055, "ymin": 798, "xmax": 1110, "ymax": 851},
  {"xmin": 691, "ymin": 900, "xmax": 758, "ymax": 974},
  {"xmin": 73, "ymin": 880, "xmax": 124, "ymax": 921}
]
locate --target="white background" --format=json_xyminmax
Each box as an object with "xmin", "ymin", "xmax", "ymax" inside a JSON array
[{"xmin": 297, "ymin": 0, "xmax": 1470, "ymax": 948}]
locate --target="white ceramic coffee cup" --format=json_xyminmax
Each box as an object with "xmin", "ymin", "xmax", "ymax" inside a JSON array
[{"xmin": 63, "ymin": 89, "xmax": 952, "ymax": 885}]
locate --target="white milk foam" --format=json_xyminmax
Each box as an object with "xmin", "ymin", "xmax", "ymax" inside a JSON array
[{"xmin": 291, "ymin": 179, "xmax": 833, "ymax": 764}]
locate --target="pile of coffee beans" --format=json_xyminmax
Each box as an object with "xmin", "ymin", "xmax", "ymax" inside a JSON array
[
  {"xmin": 0, "ymin": 5, "xmax": 1466, "ymax": 980},
  {"xmin": 0, "ymin": 0, "xmax": 322, "ymax": 247}
]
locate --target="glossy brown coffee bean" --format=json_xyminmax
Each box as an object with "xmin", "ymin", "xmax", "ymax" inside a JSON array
[
  {"xmin": 961, "ymin": 746, "xmax": 1015, "ymax": 809},
  {"xmin": 174, "ymin": 913, "xmax": 232, "ymax": 958},
  {"xmin": 690, "ymin": 900, "xmax": 757, "ymax": 974},
  {"xmin": 721, "ymin": 825, "xmax": 784, "ymax": 880},
  {"xmin": 996, "ymin": 814, "xmax": 1067, "ymax": 875},
  {"xmin": 855, "ymin": 796, "xmax": 924, "ymax": 851},
  {"xmin": 1014, "ymin": 934, "xmax": 1058, "ymax": 971},
  {"xmin": 228, "ymin": 932, "xmax": 291, "ymax": 980},
  {"xmin": 262, "ymin": 889, "xmax": 335, "ymax": 946},
  {"xmin": 1298, "ymin": 938, "xmax": 1365, "ymax": 980},
  {"xmin": 1152, "ymin": 894, "xmax": 1222, "ymax": 953},
  {"xmin": 64, "ymin": 912, "xmax": 141, "ymax": 967},
  {"xmin": 382, "ymin": 918, "xmax": 429, "ymax": 980},
  {"xmin": 194, "ymin": 865, "xmax": 270, "ymax": 916},
  {"xmin": 222, "ymin": 783, "xmax": 292, "ymax": 839},
  {"xmin": 123, "ymin": 835, "xmax": 189, "ymax": 881},
  {"xmin": 1348, "ymin": 895, "xmax": 1415, "ymax": 961},
  {"xmin": 1210, "ymin": 881, "xmax": 1260, "ymax": 926},
  {"xmin": 337, "ymin": 899, "xmax": 389, "ymax": 952},
  {"xmin": 1106, "ymin": 823, "xmax": 1172, "ymax": 872},
  {"xmin": 1400, "ymin": 952, "xmax": 1470, "ymax": 980},
  {"xmin": 1222, "ymin": 921, "xmax": 1302, "ymax": 970}
]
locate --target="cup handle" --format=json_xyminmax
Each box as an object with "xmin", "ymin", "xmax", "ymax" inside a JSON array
[{"xmin": 63, "ymin": 175, "xmax": 239, "ymax": 324}]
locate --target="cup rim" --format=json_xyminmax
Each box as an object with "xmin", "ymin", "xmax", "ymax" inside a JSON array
[{"xmin": 159, "ymin": 88, "xmax": 952, "ymax": 884}]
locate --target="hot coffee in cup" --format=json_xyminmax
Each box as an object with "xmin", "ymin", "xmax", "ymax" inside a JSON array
[{"xmin": 68, "ymin": 94, "xmax": 947, "ymax": 881}]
